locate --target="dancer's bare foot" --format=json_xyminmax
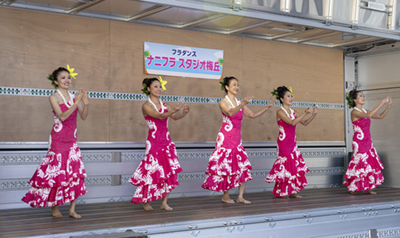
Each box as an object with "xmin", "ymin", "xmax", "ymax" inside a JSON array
[
  {"xmin": 69, "ymin": 211, "xmax": 81, "ymax": 219},
  {"xmin": 222, "ymin": 192, "xmax": 235, "ymax": 203},
  {"xmin": 280, "ymin": 196, "xmax": 289, "ymax": 199},
  {"xmin": 161, "ymin": 204, "xmax": 173, "ymax": 211},
  {"xmin": 51, "ymin": 206, "xmax": 63, "ymax": 217},
  {"xmin": 222, "ymin": 198, "xmax": 235, "ymax": 203},
  {"xmin": 289, "ymin": 194, "xmax": 302, "ymax": 198},
  {"xmin": 143, "ymin": 203, "xmax": 154, "ymax": 211},
  {"xmin": 350, "ymin": 191, "xmax": 359, "ymax": 195},
  {"xmin": 237, "ymin": 198, "xmax": 251, "ymax": 204},
  {"xmin": 364, "ymin": 190, "xmax": 377, "ymax": 195}
]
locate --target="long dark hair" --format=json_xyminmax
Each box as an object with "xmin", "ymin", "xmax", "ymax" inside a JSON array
[
  {"xmin": 48, "ymin": 67, "xmax": 69, "ymax": 89},
  {"xmin": 220, "ymin": 76, "xmax": 238, "ymax": 93},
  {"xmin": 346, "ymin": 89, "xmax": 361, "ymax": 108},
  {"xmin": 141, "ymin": 78, "xmax": 160, "ymax": 96},
  {"xmin": 276, "ymin": 86, "xmax": 290, "ymax": 104}
]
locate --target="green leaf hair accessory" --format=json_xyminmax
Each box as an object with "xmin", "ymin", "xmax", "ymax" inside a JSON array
[
  {"xmin": 219, "ymin": 75, "xmax": 237, "ymax": 91},
  {"xmin": 345, "ymin": 92, "xmax": 355, "ymax": 109},
  {"xmin": 66, "ymin": 65, "xmax": 78, "ymax": 79},
  {"xmin": 47, "ymin": 74, "xmax": 57, "ymax": 89},
  {"xmin": 141, "ymin": 83, "xmax": 150, "ymax": 96},
  {"xmin": 219, "ymin": 80, "xmax": 225, "ymax": 90},
  {"xmin": 271, "ymin": 88, "xmax": 279, "ymax": 100}
]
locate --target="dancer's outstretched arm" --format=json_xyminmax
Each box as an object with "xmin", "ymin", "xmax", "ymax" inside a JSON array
[
  {"xmin": 299, "ymin": 107, "xmax": 318, "ymax": 126},
  {"xmin": 243, "ymin": 97, "xmax": 276, "ymax": 119},
  {"xmin": 371, "ymin": 97, "xmax": 392, "ymax": 119},
  {"xmin": 352, "ymin": 97, "xmax": 389, "ymax": 120},
  {"xmin": 278, "ymin": 107, "xmax": 312, "ymax": 126},
  {"xmin": 220, "ymin": 96, "xmax": 253, "ymax": 117},
  {"xmin": 170, "ymin": 104, "xmax": 190, "ymax": 120},
  {"xmin": 142, "ymin": 102, "xmax": 183, "ymax": 119}
]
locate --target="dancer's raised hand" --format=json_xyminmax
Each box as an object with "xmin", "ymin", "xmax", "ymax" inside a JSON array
[
  {"xmin": 242, "ymin": 96, "xmax": 255, "ymax": 105},
  {"xmin": 81, "ymin": 89, "xmax": 89, "ymax": 105},
  {"xmin": 381, "ymin": 97, "xmax": 390, "ymax": 105},
  {"xmin": 173, "ymin": 102, "xmax": 184, "ymax": 112},
  {"xmin": 75, "ymin": 90, "xmax": 83, "ymax": 104},
  {"xmin": 183, "ymin": 104, "xmax": 190, "ymax": 114},
  {"xmin": 312, "ymin": 106, "xmax": 318, "ymax": 114},
  {"xmin": 267, "ymin": 97, "xmax": 276, "ymax": 108},
  {"xmin": 305, "ymin": 107, "xmax": 313, "ymax": 114}
]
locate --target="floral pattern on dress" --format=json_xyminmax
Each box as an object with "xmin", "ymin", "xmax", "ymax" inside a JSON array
[
  {"xmin": 265, "ymin": 110, "xmax": 309, "ymax": 197},
  {"xmin": 343, "ymin": 116, "xmax": 384, "ymax": 192},
  {"xmin": 202, "ymin": 102, "xmax": 253, "ymax": 192},
  {"xmin": 129, "ymin": 103, "xmax": 182, "ymax": 204},
  {"xmin": 22, "ymin": 98, "xmax": 87, "ymax": 207}
]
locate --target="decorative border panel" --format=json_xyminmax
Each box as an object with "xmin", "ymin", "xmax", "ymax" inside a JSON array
[
  {"xmin": 0, "ymin": 86, "xmax": 344, "ymax": 109},
  {"xmin": 378, "ymin": 227, "xmax": 400, "ymax": 237},
  {"xmin": 122, "ymin": 168, "xmax": 346, "ymax": 184},
  {"xmin": 0, "ymin": 153, "xmax": 47, "ymax": 164},
  {"xmin": 121, "ymin": 152, "xmax": 145, "ymax": 162},
  {"xmin": 121, "ymin": 149, "xmax": 345, "ymax": 162},
  {"xmin": 1, "ymin": 152, "xmax": 113, "ymax": 165},
  {"xmin": 336, "ymin": 233, "xmax": 369, "ymax": 238},
  {"xmin": 1, "ymin": 149, "xmax": 345, "ymax": 165},
  {"xmin": 178, "ymin": 172, "xmax": 207, "ymax": 181},
  {"xmin": 334, "ymin": 227, "xmax": 400, "ymax": 238},
  {"xmin": 84, "ymin": 176, "xmax": 112, "ymax": 187},
  {"xmin": 83, "ymin": 153, "xmax": 113, "ymax": 163},
  {"xmin": 0, "ymin": 175, "xmax": 113, "ymax": 190},
  {"xmin": 0, "ymin": 179, "xmax": 31, "ymax": 190},
  {"xmin": 300, "ymin": 149, "xmax": 346, "ymax": 157},
  {"xmin": 308, "ymin": 167, "xmax": 345, "ymax": 175},
  {"xmin": 121, "ymin": 174, "xmax": 132, "ymax": 185}
]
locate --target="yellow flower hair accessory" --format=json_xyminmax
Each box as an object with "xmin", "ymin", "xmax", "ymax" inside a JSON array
[
  {"xmin": 158, "ymin": 76, "xmax": 167, "ymax": 90},
  {"xmin": 66, "ymin": 64, "xmax": 78, "ymax": 79},
  {"xmin": 288, "ymin": 86, "xmax": 294, "ymax": 98}
]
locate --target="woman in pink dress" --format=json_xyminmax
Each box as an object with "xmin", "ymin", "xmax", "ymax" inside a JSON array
[
  {"xmin": 22, "ymin": 66, "xmax": 89, "ymax": 218},
  {"xmin": 343, "ymin": 89, "xmax": 392, "ymax": 194},
  {"xmin": 129, "ymin": 77, "xmax": 190, "ymax": 211},
  {"xmin": 265, "ymin": 86, "xmax": 317, "ymax": 198},
  {"xmin": 202, "ymin": 76, "xmax": 275, "ymax": 204}
]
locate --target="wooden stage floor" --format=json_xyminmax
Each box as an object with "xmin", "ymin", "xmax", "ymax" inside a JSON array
[{"xmin": 1, "ymin": 187, "xmax": 400, "ymax": 238}]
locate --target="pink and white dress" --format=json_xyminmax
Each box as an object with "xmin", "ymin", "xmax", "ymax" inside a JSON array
[
  {"xmin": 129, "ymin": 99, "xmax": 182, "ymax": 204},
  {"xmin": 22, "ymin": 92, "xmax": 87, "ymax": 207},
  {"xmin": 202, "ymin": 96, "xmax": 253, "ymax": 192},
  {"xmin": 265, "ymin": 107, "xmax": 309, "ymax": 197},
  {"xmin": 343, "ymin": 108, "xmax": 384, "ymax": 192}
]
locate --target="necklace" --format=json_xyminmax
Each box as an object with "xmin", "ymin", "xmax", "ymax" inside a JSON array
[
  {"xmin": 353, "ymin": 107, "xmax": 367, "ymax": 113},
  {"xmin": 225, "ymin": 95, "xmax": 238, "ymax": 108},
  {"xmin": 57, "ymin": 89, "xmax": 74, "ymax": 108},
  {"xmin": 148, "ymin": 97, "xmax": 165, "ymax": 114},
  {"xmin": 280, "ymin": 106, "xmax": 294, "ymax": 119}
]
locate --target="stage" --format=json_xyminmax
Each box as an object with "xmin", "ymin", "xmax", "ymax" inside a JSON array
[{"xmin": 1, "ymin": 187, "xmax": 400, "ymax": 238}]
